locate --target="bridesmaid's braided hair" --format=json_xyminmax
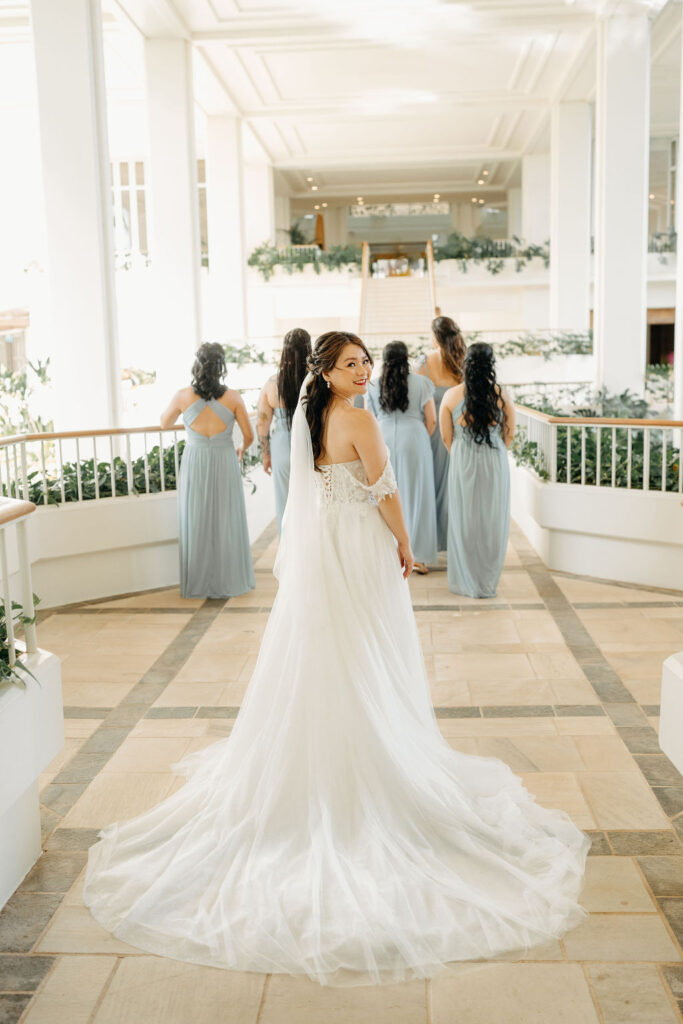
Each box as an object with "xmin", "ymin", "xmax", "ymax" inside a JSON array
[
  {"xmin": 432, "ymin": 316, "xmax": 466, "ymax": 381},
  {"xmin": 277, "ymin": 328, "xmax": 312, "ymax": 430},
  {"xmin": 191, "ymin": 342, "xmax": 227, "ymax": 400},
  {"xmin": 462, "ymin": 342, "xmax": 506, "ymax": 448},
  {"xmin": 305, "ymin": 331, "xmax": 374, "ymax": 467},
  {"xmin": 379, "ymin": 341, "xmax": 410, "ymax": 413}
]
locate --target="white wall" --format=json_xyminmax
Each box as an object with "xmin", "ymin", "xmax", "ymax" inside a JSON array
[{"xmin": 511, "ymin": 461, "xmax": 683, "ymax": 591}]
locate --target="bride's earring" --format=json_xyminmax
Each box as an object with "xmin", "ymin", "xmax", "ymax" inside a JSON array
[{"xmin": 326, "ymin": 380, "xmax": 331, "ymax": 389}]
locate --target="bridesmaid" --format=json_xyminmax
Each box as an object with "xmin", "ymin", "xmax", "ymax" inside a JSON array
[
  {"xmin": 161, "ymin": 342, "xmax": 255, "ymax": 599},
  {"xmin": 257, "ymin": 328, "xmax": 312, "ymax": 533},
  {"xmin": 439, "ymin": 343, "xmax": 515, "ymax": 598},
  {"xmin": 367, "ymin": 341, "xmax": 437, "ymax": 573},
  {"xmin": 415, "ymin": 316, "xmax": 466, "ymax": 550}
]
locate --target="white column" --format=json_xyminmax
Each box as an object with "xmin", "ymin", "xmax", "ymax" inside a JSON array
[
  {"xmin": 205, "ymin": 115, "xmax": 247, "ymax": 345},
  {"xmin": 29, "ymin": 0, "xmax": 120, "ymax": 430},
  {"xmin": 507, "ymin": 187, "xmax": 522, "ymax": 239},
  {"xmin": 674, "ymin": 29, "xmax": 683, "ymax": 419},
  {"xmin": 593, "ymin": 14, "xmax": 650, "ymax": 396},
  {"xmin": 549, "ymin": 103, "xmax": 592, "ymax": 330},
  {"xmin": 243, "ymin": 161, "xmax": 275, "ymax": 255},
  {"xmin": 521, "ymin": 154, "xmax": 550, "ymax": 245},
  {"xmin": 274, "ymin": 194, "xmax": 291, "ymax": 248},
  {"xmin": 144, "ymin": 38, "xmax": 201, "ymax": 388}
]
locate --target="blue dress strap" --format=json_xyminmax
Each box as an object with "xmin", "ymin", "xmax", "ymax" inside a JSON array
[
  {"xmin": 208, "ymin": 399, "xmax": 235, "ymax": 426},
  {"xmin": 183, "ymin": 398, "xmax": 206, "ymax": 427}
]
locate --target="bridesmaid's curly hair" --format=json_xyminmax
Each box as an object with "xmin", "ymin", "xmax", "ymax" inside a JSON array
[
  {"xmin": 379, "ymin": 341, "xmax": 409, "ymax": 413},
  {"xmin": 277, "ymin": 327, "xmax": 312, "ymax": 430},
  {"xmin": 305, "ymin": 331, "xmax": 373, "ymax": 467},
  {"xmin": 462, "ymin": 342, "xmax": 506, "ymax": 448},
  {"xmin": 432, "ymin": 316, "xmax": 466, "ymax": 381},
  {"xmin": 191, "ymin": 343, "xmax": 227, "ymax": 400}
]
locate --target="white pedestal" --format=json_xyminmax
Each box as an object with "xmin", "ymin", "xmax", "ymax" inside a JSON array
[
  {"xmin": 0, "ymin": 650, "xmax": 64, "ymax": 908},
  {"xmin": 659, "ymin": 652, "xmax": 683, "ymax": 776}
]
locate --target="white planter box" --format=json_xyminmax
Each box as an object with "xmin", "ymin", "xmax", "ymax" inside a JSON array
[
  {"xmin": 660, "ymin": 653, "xmax": 683, "ymax": 776},
  {"xmin": 0, "ymin": 648, "xmax": 63, "ymax": 908}
]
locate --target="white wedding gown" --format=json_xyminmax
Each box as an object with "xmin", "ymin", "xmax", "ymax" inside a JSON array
[{"xmin": 83, "ymin": 388, "xmax": 589, "ymax": 987}]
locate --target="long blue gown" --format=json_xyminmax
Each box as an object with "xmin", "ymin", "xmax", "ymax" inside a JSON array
[
  {"xmin": 367, "ymin": 374, "xmax": 437, "ymax": 565},
  {"xmin": 417, "ymin": 356, "xmax": 450, "ymax": 551},
  {"xmin": 270, "ymin": 407, "xmax": 292, "ymax": 534},
  {"xmin": 446, "ymin": 398, "xmax": 510, "ymax": 598},
  {"xmin": 178, "ymin": 398, "xmax": 255, "ymax": 599}
]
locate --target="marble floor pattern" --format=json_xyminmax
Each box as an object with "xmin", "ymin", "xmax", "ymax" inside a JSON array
[{"xmin": 2, "ymin": 523, "xmax": 683, "ymax": 1023}]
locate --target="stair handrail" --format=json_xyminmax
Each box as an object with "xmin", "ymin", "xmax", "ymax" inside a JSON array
[
  {"xmin": 425, "ymin": 239, "xmax": 438, "ymax": 317},
  {"xmin": 358, "ymin": 241, "xmax": 370, "ymax": 334}
]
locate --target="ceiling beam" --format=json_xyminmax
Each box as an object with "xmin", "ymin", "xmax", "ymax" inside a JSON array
[
  {"xmin": 275, "ymin": 149, "xmax": 523, "ymax": 171},
  {"xmin": 241, "ymin": 95, "xmax": 550, "ymax": 122}
]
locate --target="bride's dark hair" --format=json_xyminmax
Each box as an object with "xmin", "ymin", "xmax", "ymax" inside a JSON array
[
  {"xmin": 379, "ymin": 341, "xmax": 409, "ymax": 413},
  {"xmin": 432, "ymin": 316, "xmax": 466, "ymax": 381},
  {"xmin": 277, "ymin": 327, "xmax": 312, "ymax": 430},
  {"xmin": 306, "ymin": 330, "xmax": 374, "ymax": 466},
  {"xmin": 191, "ymin": 342, "xmax": 227, "ymax": 400},
  {"xmin": 463, "ymin": 342, "xmax": 506, "ymax": 447}
]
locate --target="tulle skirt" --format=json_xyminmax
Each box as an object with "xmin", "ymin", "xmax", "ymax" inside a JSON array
[{"xmin": 83, "ymin": 501, "xmax": 589, "ymax": 986}]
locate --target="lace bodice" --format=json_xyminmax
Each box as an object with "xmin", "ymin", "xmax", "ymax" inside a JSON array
[{"xmin": 317, "ymin": 458, "xmax": 398, "ymax": 508}]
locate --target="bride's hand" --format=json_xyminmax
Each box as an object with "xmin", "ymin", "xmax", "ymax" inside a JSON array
[{"xmin": 398, "ymin": 539, "xmax": 415, "ymax": 579}]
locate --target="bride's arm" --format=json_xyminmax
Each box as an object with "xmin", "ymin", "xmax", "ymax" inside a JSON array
[{"xmin": 352, "ymin": 411, "xmax": 415, "ymax": 578}]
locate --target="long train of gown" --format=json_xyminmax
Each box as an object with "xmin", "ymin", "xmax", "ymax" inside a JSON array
[{"xmin": 83, "ymin": 457, "xmax": 588, "ymax": 987}]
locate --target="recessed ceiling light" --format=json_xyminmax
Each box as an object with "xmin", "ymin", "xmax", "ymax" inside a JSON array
[
  {"xmin": 433, "ymin": 193, "xmax": 440, "ymax": 200},
  {"xmin": 314, "ymin": 204, "xmax": 320, "ymax": 210},
  {"xmin": 649, "ymin": 193, "xmax": 655, "ymax": 200},
  {"xmin": 321, "ymin": 202, "xmax": 328, "ymax": 208},
  {"xmin": 477, "ymin": 179, "xmax": 485, "ymax": 185},
  {"xmin": 482, "ymin": 170, "xmax": 489, "ymax": 176},
  {"xmin": 306, "ymin": 176, "xmax": 313, "ymax": 182},
  {"xmin": 357, "ymin": 197, "xmax": 364, "ymax": 203},
  {"xmin": 479, "ymin": 199, "xmax": 485, "ymax": 205},
  {"xmin": 311, "ymin": 185, "xmax": 318, "ymax": 191},
  {"xmin": 471, "ymin": 197, "xmax": 477, "ymax": 203}
]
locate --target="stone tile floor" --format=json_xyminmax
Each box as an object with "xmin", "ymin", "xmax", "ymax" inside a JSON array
[{"xmin": 2, "ymin": 522, "xmax": 683, "ymax": 1022}]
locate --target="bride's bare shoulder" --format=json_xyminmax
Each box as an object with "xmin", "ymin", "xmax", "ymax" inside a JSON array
[{"xmin": 343, "ymin": 405, "xmax": 381, "ymax": 441}]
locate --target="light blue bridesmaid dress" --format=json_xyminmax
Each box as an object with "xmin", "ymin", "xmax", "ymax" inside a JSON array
[
  {"xmin": 178, "ymin": 398, "xmax": 255, "ymax": 599},
  {"xmin": 367, "ymin": 374, "xmax": 437, "ymax": 565},
  {"xmin": 417, "ymin": 355, "xmax": 450, "ymax": 551},
  {"xmin": 270, "ymin": 407, "xmax": 291, "ymax": 534},
  {"xmin": 446, "ymin": 398, "xmax": 510, "ymax": 598}
]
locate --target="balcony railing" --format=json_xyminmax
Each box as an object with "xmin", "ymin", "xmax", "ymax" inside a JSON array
[
  {"xmin": 516, "ymin": 404, "xmax": 683, "ymax": 493},
  {"xmin": 0, "ymin": 498, "xmax": 38, "ymax": 666}
]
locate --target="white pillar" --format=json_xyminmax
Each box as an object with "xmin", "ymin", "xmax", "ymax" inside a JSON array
[
  {"xmin": 593, "ymin": 14, "xmax": 650, "ymax": 396},
  {"xmin": 674, "ymin": 28, "xmax": 683, "ymax": 419},
  {"xmin": 549, "ymin": 103, "xmax": 592, "ymax": 330},
  {"xmin": 205, "ymin": 115, "xmax": 247, "ymax": 345},
  {"xmin": 521, "ymin": 154, "xmax": 550, "ymax": 245},
  {"xmin": 243, "ymin": 161, "xmax": 275, "ymax": 255},
  {"xmin": 29, "ymin": 0, "xmax": 120, "ymax": 430},
  {"xmin": 274, "ymin": 194, "xmax": 291, "ymax": 248},
  {"xmin": 507, "ymin": 187, "xmax": 522, "ymax": 239},
  {"xmin": 144, "ymin": 38, "xmax": 201, "ymax": 388}
]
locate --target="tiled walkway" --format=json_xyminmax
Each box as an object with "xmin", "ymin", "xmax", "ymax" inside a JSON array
[{"xmin": 2, "ymin": 523, "xmax": 683, "ymax": 1023}]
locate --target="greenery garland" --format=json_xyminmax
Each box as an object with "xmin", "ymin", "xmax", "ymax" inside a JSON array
[
  {"xmin": 432, "ymin": 232, "xmax": 550, "ymax": 275},
  {"xmin": 248, "ymin": 244, "xmax": 363, "ymax": 282},
  {"xmin": 0, "ymin": 596, "xmax": 40, "ymax": 688}
]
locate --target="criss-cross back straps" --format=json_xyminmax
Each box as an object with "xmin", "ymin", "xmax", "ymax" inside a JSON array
[{"xmin": 183, "ymin": 398, "xmax": 234, "ymax": 430}]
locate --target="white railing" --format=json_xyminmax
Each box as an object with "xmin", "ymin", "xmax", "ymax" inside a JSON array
[
  {"xmin": 0, "ymin": 406, "xmax": 262, "ymax": 508},
  {"xmin": 0, "ymin": 499, "xmax": 38, "ymax": 667},
  {"xmin": 516, "ymin": 404, "xmax": 683, "ymax": 493}
]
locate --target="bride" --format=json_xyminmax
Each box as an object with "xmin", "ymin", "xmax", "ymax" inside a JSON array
[{"xmin": 83, "ymin": 330, "xmax": 589, "ymax": 987}]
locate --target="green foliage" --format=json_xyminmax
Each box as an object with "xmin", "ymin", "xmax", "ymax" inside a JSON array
[
  {"xmin": 0, "ymin": 359, "xmax": 53, "ymax": 436},
  {"xmin": 432, "ymin": 232, "xmax": 550, "ymax": 275},
  {"xmin": 0, "ymin": 595, "xmax": 40, "ymax": 689},
  {"xmin": 9, "ymin": 438, "xmax": 261, "ymax": 505},
  {"xmin": 649, "ymin": 229, "xmax": 676, "ymax": 263},
  {"xmin": 247, "ymin": 243, "xmax": 363, "ymax": 281},
  {"xmin": 288, "ymin": 221, "xmax": 307, "ymax": 245},
  {"xmin": 646, "ymin": 363, "xmax": 674, "ymax": 407},
  {"xmin": 122, "ymin": 366, "xmax": 157, "ymax": 387},
  {"xmin": 222, "ymin": 342, "xmax": 268, "ymax": 368},
  {"xmin": 511, "ymin": 382, "xmax": 682, "ymax": 491},
  {"xmin": 489, "ymin": 330, "xmax": 592, "ymax": 361}
]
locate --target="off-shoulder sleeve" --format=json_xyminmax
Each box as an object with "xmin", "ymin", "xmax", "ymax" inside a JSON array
[{"xmin": 368, "ymin": 458, "xmax": 398, "ymax": 503}]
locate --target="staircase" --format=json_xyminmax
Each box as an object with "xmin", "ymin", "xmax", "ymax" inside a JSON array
[{"xmin": 358, "ymin": 242, "xmax": 437, "ymax": 348}]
